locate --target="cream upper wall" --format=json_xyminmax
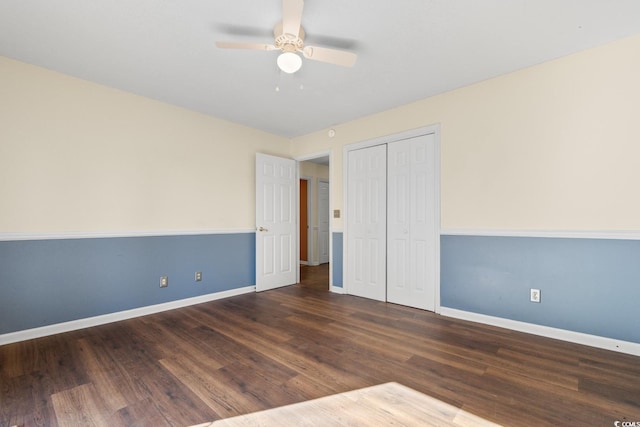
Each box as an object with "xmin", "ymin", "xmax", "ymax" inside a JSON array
[
  {"xmin": 0, "ymin": 56, "xmax": 289, "ymax": 233},
  {"xmin": 4, "ymin": 33, "xmax": 640, "ymax": 234},
  {"xmin": 299, "ymin": 161, "xmax": 330, "ymax": 182},
  {"xmin": 290, "ymin": 34, "xmax": 640, "ymax": 231}
]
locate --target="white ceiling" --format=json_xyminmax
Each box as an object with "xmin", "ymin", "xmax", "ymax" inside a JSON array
[{"xmin": 2, "ymin": 1, "xmax": 640, "ymax": 138}]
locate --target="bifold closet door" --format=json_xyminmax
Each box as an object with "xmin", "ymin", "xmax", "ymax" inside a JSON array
[
  {"xmin": 346, "ymin": 145, "xmax": 387, "ymax": 301},
  {"xmin": 387, "ymin": 134, "xmax": 437, "ymax": 311}
]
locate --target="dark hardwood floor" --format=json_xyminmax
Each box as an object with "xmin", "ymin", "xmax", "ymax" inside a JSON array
[
  {"xmin": 299, "ymin": 264, "xmax": 329, "ymax": 290},
  {"xmin": 2, "ymin": 273, "xmax": 640, "ymax": 426}
]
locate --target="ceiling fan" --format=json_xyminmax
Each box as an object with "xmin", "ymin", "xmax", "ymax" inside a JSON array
[{"xmin": 215, "ymin": 0, "xmax": 357, "ymax": 74}]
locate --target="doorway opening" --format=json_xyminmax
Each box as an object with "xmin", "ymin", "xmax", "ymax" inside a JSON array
[
  {"xmin": 297, "ymin": 154, "xmax": 331, "ymax": 291},
  {"xmin": 299, "ymin": 264, "xmax": 329, "ymax": 291},
  {"xmin": 299, "ymin": 178, "xmax": 309, "ymax": 264}
]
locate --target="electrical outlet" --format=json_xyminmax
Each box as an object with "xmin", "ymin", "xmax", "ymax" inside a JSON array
[
  {"xmin": 530, "ymin": 288, "xmax": 541, "ymax": 303},
  {"xmin": 195, "ymin": 271, "xmax": 202, "ymax": 282},
  {"xmin": 160, "ymin": 276, "xmax": 168, "ymax": 288}
]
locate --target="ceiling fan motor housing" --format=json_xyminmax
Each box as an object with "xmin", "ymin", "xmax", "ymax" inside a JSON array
[{"xmin": 274, "ymin": 22, "xmax": 305, "ymax": 52}]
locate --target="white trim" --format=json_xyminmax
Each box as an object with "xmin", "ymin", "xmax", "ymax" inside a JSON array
[
  {"xmin": 330, "ymin": 285, "xmax": 346, "ymax": 294},
  {"xmin": 299, "ymin": 175, "xmax": 313, "ymax": 266},
  {"xmin": 440, "ymin": 228, "xmax": 640, "ymax": 241},
  {"xmin": 0, "ymin": 286, "xmax": 255, "ymax": 345},
  {"xmin": 317, "ymin": 178, "xmax": 330, "ymax": 265},
  {"xmin": 440, "ymin": 307, "xmax": 640, "ymax": 357},
  {"xmin": 300, "ymin": 260, "xmax": 320, "ymax": 266},
  {"xmin": 343, "ymin": 126, "xmax": 439, "ymax": 152},
  {"xmin": 433, "ymin": 128, "xmax": 442, "ymax": 314},
  {"xmin": 0, "ymin": 229, "xmax": 256, "ymax": 242},
  {"xmin": 295, "ymin": 150, "xmax": 331, "ymax": 163}
]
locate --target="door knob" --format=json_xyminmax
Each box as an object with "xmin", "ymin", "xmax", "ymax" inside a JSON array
[{"xmin": 258, "ymin": 226, "xmax": 269, "ymax": 232}]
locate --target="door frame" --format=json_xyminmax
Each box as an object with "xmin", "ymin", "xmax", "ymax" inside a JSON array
[
  {"xmin": 342, "ymin": 124, "xmax": 442, "ymax": 313},
  {"xmin": 295, "ymin": 151, "xmax": 333, "ymax": 290},
  {"xmin": 299, "ymin": 176, "xmax": 312, "ymax": 265},
  {"xmin": 317, "ymin": 178, "xmax": 330, "ymax": 265}
]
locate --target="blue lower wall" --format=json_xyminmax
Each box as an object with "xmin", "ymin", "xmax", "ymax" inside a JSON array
[
  {"xmin": 0, "ymin": 233, "xmax": 255, "ymax": 334},
  {"xmin": 332, "ymin": 232, "xmax": 343, "ymax": 287},
  {"xmin": 6, "ymin": 231, "xmax": 636, "ymax": 345},
  {"xmin": 441, "ymin": 235, "xmax": 640, "ymax": 343}
]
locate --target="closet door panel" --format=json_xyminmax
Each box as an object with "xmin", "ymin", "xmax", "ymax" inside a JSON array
[
  {"xmin": 346, "ymin": 145, "xmax": 387, "ymax": 301},
  {"xmin": 388, "ymin": 134, "xmax": 437, "ymax": 311}
]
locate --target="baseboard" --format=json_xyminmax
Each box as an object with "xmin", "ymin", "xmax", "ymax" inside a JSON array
[
  {"xmin": 330, "ymin": 285, "xmax": 346, "ymax": 294},
  {"xmin": 0, "ymin": 286, "xmax": 255, "ymax": 346},
  {"xmin": 440, "ymin": 307, "xmax": 640, "ymax": 357}
]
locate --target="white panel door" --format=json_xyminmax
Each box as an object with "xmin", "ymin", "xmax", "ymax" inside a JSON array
[
  {"xmin": 256, "ymin": 153, "xmax": 296, "ymax": 292},
  {"xmin": 318, "ymin": 179, "xmax": 330, "ymax": 264},
  {"xmin": 346, "ymin": 145, "xmax": 387, "ymax": 301},
  {"xmin": 387, "ymin": 134, "xmax": 437, "ymax": 311}
]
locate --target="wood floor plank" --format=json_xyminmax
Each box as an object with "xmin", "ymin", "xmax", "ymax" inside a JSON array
[
  {"xmin": 1, "ymin": 267, "xmax": 639, "ymax": 426},
  {"xmin": 129, "ymin": 361, "xmax": 218, "ymax": 427},
  {"xmin": 474, "ymin": 368, "xmax": 616, "ymax": 426},
  {"xmin": 200, "ymin": 308, "xmax": 370, "ymax": 393},
  {"xmin": 0, "ymin": 374, "xmax": 41, "ymax": 427},
  {"xmin": 51, "ymin": 383, "xmax": 112, "ymax": 427},
  {"xmin": 74, "ymin": 338, "xmax": 132, "ymax": 413},
  {"xmin": 112, "ymin": 397, "xmax": 172, "ymax": 427},
  {"xmin": 159, "ymin": 355, "xmax": 249, "ymax": 419}
]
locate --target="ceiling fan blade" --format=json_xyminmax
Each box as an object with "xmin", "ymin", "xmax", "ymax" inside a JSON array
[
  {"xmin": 282, "ymin": 0, "xmax": 304, "ymax": 36},
  {"xmin": 214, "ymin": 23, "xmax": 272, "ymax": 39},
  {"xmin": 302, "ymin": 46, "xmax": 357, "ymax": 67},
  {"xmin": 215, "ymin": 41, "xmax": 277, "ymax": 51}
]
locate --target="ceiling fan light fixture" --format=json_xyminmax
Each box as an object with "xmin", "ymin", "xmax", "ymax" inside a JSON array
[{"xmin": 277, "ymin": 51, "xmax": 302, "ymax": 73}]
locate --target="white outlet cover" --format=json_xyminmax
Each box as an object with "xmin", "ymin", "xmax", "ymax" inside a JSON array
[{"xmin": 530, "ymin": 288, "xmax": 541, "ymax": 303}]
